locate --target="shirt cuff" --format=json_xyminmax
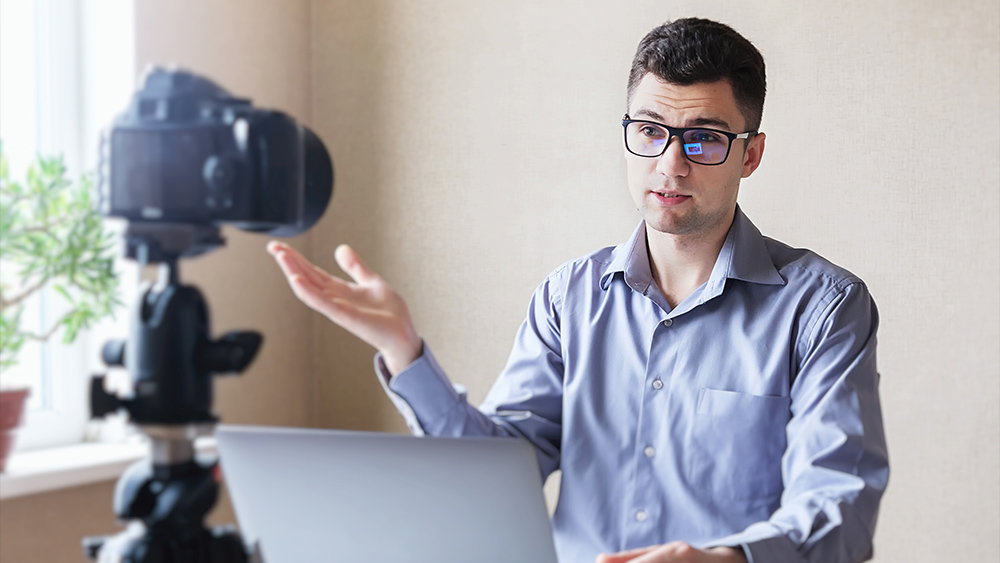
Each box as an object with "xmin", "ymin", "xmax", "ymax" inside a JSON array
[
  {"xmin": 700, "ymin": 523, "xmax": 805, "ymax": 563},
  {"xmin": 742, "ymin": 535, "xmax": 805, "ymax": 563},
  {"xmin": 372, "ymin": 344, "xmax": 467, "ymax": 436},
  {"xmin": 373, "ymin": 352, "xmax": 425, "ymax": 436}
]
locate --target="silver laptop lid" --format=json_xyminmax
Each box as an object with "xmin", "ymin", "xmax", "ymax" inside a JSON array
[{"xmin": 215, "ymin": 425, "xmax": 558, "ymax": 563}]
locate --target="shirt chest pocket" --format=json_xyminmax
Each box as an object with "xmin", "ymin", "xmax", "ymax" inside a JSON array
[{"xmin": 685, "ymin": 388, "xmax": 790, "ymax": 501}]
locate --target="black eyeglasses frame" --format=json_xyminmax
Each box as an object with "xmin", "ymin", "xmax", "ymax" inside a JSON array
[{"xmin": 621, "ymin": 113, "xmax": 757, "ymax": 166}]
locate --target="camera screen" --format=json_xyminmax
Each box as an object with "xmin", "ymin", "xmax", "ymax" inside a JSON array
[{"xmin": 111, "ymin": 129, "xmax": 216, "ymax": 220}]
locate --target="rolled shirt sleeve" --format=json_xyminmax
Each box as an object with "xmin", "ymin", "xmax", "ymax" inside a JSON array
[
  {"xmin": 703, "ymin": 280, "xmax": 889, "ymax": 563},
  {"xmin": 375, "ymin": 271, "xmax": 565, "ymax": 479}
]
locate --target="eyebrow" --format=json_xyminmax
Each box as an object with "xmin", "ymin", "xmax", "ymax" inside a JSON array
[{"xmin": 632, "ymin": 108, "xmax": 733, "ymax": 131}]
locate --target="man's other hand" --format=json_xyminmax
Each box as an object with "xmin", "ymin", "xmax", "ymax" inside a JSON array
[
  {"xmin": 596, "ymin": 543, "xmax": 747, "ymax": 563},
  {"xmin": 267, "ymin": 241, "xmax": 423, "ymax": 375}
]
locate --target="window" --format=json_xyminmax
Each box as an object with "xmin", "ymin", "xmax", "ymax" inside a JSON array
[{"xmin": 0, "ymin": 0, "xmax": 135, "ymax": 451}]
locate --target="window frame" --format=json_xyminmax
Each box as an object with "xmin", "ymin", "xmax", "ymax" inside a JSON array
[{"xmin": 2, "ymin": 0, "xmax": 135, "ymax": 452}]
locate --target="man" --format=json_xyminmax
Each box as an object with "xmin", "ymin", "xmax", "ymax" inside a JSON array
[{"xmin": 268, "ymin": 18, "xmax": 888, "ymax": 563}]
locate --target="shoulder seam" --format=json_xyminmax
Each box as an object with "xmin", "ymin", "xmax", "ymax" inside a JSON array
[
  {"xmin": 797, "ymin": 279, "xmax": 868, "ymax": 360},
  {"xmin": 779, "ymin": 262, "xmax": 859, "ymax": 287},
  {"xmin": 546, "ymin": 252, "xmax": 614, "ymax": 310}
]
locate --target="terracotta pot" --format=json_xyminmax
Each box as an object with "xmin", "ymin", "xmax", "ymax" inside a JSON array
[{"xmin": 0, "ymin": 388, "xmax": 30, "ymax": 472}]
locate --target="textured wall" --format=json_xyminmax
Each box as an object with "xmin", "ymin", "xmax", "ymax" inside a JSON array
[{"xmin": 308, "ymin": 1, "xmax": 999, "ymax": 562}]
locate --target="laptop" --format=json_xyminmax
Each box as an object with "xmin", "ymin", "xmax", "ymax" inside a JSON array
[{"xmin": 215, "ymin": 425, "xmax": 559, "ymax": 563}]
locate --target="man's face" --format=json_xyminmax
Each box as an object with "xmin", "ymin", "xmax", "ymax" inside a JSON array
[{"xmin": 625, "ymin": 73, "xmax": 765, "ymax": 238}]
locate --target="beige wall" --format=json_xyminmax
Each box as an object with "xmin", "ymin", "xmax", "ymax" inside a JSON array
[{"xmin": 1, "ymin": 1, "xmax": 997, "ymax": 562}]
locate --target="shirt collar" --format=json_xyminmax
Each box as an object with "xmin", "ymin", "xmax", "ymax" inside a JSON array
[
  {"xmin": 599, "ymin": 205, "xmax": 785, "ymax": 293},
  {"xmin": 600, "ymin": 220, "xmax": 650, "ymax": 292},
  {"xmin": 721, "ymin": 205, "xmax": 786, "ymax": 287}
]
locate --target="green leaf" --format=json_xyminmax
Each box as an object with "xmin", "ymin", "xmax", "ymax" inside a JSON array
[
  {"xmin": 0, "ymin": 141, "xmax": 121, "ymax": 361},
  {"xmin": 52, "ymin": 283, "xmax": 72, "ymax": 303}
]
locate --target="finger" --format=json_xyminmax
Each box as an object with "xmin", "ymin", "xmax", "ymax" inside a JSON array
[
  {"xmin": 631, "ymin": 548, "xmax": 670, "ymax": 563},
  {"xmin": 631, "ymin": 543, "xmax": 693, "ymax": 563},
  {"xmin": 266, "ymin": 240, "xmax": 286, "ymax": 255},
  {"xmin": 272, "ymin": 249, "xmax": 317, "ymax": 290},
  {"xmin": 287, "ymin": 265, "xmax": 366, "ymax": 313},
  {"xmin": 597, "ymin": 546, "xmax": 658, "ymax": 563},
  {"xmin": 334, "ymin": 244, "xmax": 380, "ymax": 285},
  {"xmin": 271, "ymin": 245, "xmax": 340, "ymax": 291},
  {"xmin": 269, "ymin": 241, "xmax": 311, "ymax": 279},
  {"xmin": 286, "ymin": 273, "xmax": 326, "ymax": 308}
]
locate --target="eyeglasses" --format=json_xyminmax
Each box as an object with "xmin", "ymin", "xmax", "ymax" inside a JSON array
[{"xmin": 621, "ymin": 114, "xmax": 756, "ymax": 166}]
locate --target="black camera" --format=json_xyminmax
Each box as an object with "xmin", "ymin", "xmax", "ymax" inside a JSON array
[
  {"xmin": 86, "ymin": 68, "xmax": 333, "ymax": 562},
  {"xmin": 97, "ymin": 67, "xmax": 333, "ymax": 260}
]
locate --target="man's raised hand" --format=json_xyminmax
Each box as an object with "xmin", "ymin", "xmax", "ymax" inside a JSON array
[{"xmin": 267, "ymin": 241, "xmax": 423, "ymax": 375}]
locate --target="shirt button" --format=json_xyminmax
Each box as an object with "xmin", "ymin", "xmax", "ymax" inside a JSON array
[
  {"xmin": 663, "ymin": 319, "xmax": 673, "ymax": 327},
  {"xmin": 644, "ymin": 446, "xmax": 656, "ymax": 458},
  {"xmin": 635, "ymin": 510, "xmax": 647, "ymax": 522},
  {"xmin": 652, "ymin": 379, "xmax": 664, "ymax": 390}
]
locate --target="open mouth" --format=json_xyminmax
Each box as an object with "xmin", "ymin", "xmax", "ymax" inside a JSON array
[{"xmin": 652, "ymin": 191, "xmax": 691, "ymax": 204}]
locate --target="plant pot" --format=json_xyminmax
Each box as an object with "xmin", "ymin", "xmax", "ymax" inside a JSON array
[{"xmin": 0, "ymin": 388, "xmax": 30, "ymax": 472}]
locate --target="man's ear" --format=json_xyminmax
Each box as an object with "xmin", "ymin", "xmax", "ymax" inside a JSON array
[{"xmin": 740, "ymin": 132, "xmax": 765, "ymax": 178}]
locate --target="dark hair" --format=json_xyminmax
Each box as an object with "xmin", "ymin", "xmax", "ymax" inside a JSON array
[{"xmin": 627, "ymin": 18, "xmax": 766, "ymax": 131}]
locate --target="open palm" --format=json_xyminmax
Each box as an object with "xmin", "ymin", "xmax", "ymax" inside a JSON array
[{"xmin": 267, "ymin": 241, "xmax": 422, "ymax": 374}]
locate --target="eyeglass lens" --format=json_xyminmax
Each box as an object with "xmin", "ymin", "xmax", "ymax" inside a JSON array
[{"xmin": 625, "ymin": 122, "xmax": 732, "ymax": 165}]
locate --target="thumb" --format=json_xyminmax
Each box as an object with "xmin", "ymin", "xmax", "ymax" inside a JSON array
[{"xmin": 334, "ymin": 244, "xmax": 379, "ymax": 284}]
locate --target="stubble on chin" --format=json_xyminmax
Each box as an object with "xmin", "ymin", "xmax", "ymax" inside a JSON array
[
  {"xmin": 641, "ymin": 205, "xmax": 701, "ymax": 236},
  {"xmin": 641, "ymin": 202, "xmax": 731, "ymax": 239}
]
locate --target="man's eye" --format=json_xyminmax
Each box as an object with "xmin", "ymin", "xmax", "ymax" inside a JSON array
[
  {"xmin": 640, "ymin": 125, "xmax": 666, "ymax": 138},
  {"xmin": 689, "ymin": 130, "xmax": 726, "ymax": 143}
]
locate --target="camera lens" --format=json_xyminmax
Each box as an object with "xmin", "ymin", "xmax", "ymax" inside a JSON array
[{"xmin": 265, "ymin": 127, "xmax": 333, "ymax": 237}]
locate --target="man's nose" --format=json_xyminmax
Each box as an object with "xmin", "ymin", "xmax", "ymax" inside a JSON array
[{"xmin": 655, "ymin": 135, "xmax": 690, "ymax": 177}]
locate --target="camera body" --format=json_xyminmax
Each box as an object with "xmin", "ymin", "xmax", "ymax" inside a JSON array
[{"xmin": 97, "ymin": 67, "xmax": 332, "ymax": 255}]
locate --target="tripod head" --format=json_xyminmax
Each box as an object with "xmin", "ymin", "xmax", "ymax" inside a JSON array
[{"xmin": 91, "ymin": 236, "xmax": 261, "ymax": 426}]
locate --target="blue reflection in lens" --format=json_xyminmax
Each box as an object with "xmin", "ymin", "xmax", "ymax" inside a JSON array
[{"xmin": 684, "ymin": 143, "xmax": 703, "ymax": 155}]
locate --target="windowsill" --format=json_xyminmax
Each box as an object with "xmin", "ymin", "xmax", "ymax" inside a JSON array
[{"xmin": 0, "ymin": 437, "xmax": 217, "ymax": 500}]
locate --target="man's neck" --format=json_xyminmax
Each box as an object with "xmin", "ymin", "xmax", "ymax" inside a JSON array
[{"xmin": 645, "ymin": 213, "xmax": 734, "ymax": 310}]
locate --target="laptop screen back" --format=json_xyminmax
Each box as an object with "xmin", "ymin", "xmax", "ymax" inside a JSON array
[{"xmin": 215, "ymin": 425, "xmax": 558, "ymax": 563}]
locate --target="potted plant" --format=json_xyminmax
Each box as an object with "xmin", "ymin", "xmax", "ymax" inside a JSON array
[{"xmin": 0, "ymin": 142, "xmax": 121, "ymax": 470}]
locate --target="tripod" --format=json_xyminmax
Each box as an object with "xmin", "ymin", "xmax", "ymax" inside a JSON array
[{"xmin": 85, "ymin": 245, "xmax": 260, "ymax": 563}]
